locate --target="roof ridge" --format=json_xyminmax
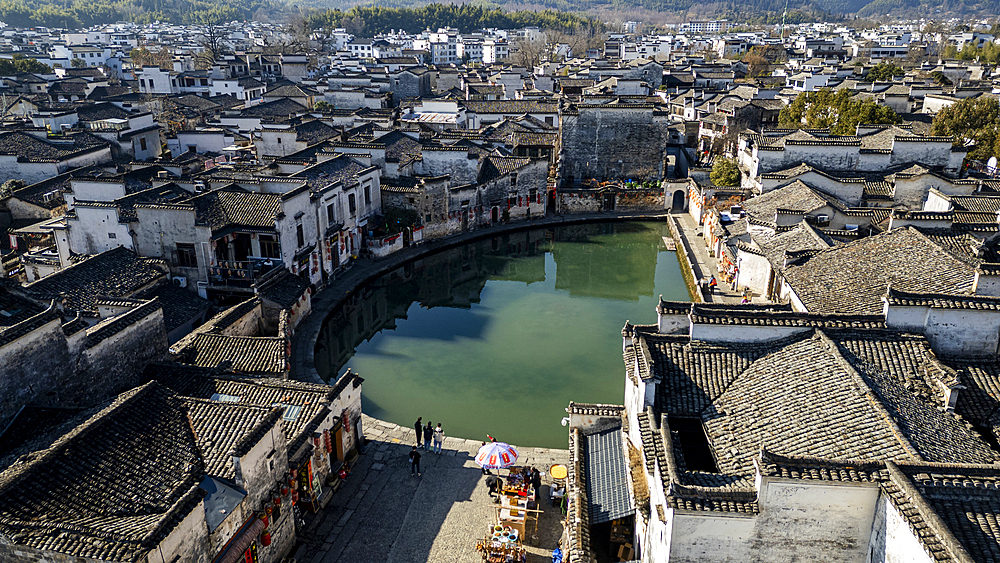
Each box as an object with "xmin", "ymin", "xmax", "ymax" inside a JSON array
[
  {"xmin": 883, "ymin": 461, "xmax": 978, "ymax": 563},
  {"xmin": 0, "ymin": 382, "xmax": 162, "ymax": 490}
]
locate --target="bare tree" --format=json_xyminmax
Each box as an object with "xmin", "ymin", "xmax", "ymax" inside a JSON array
[
  {"xmin": 510, "ymin": 36, "xmax": 548, "ymax": 68},
  {"xmin": 196, "ymin": 24, "xmax": 229, "ymax": 69}
]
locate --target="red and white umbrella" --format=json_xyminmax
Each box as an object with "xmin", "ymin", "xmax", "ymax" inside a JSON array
[{"xmin": 475, "ymin": 442, "xmax": 519, "ymax": 469}]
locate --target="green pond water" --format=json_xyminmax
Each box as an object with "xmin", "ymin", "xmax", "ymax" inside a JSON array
[{"xmin": 315, "ymin": 221, "xmax": 690, "ymax": 449}]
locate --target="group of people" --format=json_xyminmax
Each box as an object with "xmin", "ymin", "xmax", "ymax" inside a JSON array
[{"xmin": 409, "ymin": 417, "xmax": 445, "ymax": 476}]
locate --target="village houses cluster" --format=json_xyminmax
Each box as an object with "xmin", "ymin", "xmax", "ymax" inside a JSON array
[{"xmin": 0, "ymin": 10, "xmax": 999, "ymax": 563}]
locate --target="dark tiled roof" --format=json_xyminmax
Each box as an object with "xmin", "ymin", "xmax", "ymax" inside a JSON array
[
  {"xmin": 0, "ymin": 383, "xmax": 204, "ymax": 561},
  {"xmin": 25, "ymin": 247, "xmax": 167, "ymax": 314},
  {"xmin": 782, "ymin": 227, "xmax": 977, "ymax": 315},
  {"xmin": 188, "ymin": 187, "xmax": 281, "ymax": 232},
  {"xmin": 75, "ymin": 102, "xmax": 130, "ymax": 122},
  {"xmin": 256, "ymin": 270, "xmax": 309, "ymax": 308},
  {"xmin": 583, "ymin": 426, "xmax": 634, "ymax": 525},
  {"xmin": 462, "ymin": 100, "xmax": 558, "ymax": 114},
  {"xmin": 144, "ymin": 362, "xmax": 337, "ymax": 458},
  {"xmin": 135, "ymin": 282, "xmax": 210, "ymax": 334},
  {"xmin": 185, "ymin": 333, "xmax": 285, "ymax": 375},
  {"xmin": 292, "ymin": 154, "xmax": 368, "ymax": 190},
  {"xmin": 0, "ymin": 286, "xmax": 46, "ymax": 327},
  {"xmin": 294, "ymin": 119, "xmax": 338, "ymax": 145},
  {"xmin": 0, "ymin": 131, "xmax": 109, "ymax": 163},
  {"xmin": 236, "ymin": 97, "xmax": 307, "ymax": 119},
  {"xmin": 478, "ymin": 155, "xmax": 529, "ymax": 183}
]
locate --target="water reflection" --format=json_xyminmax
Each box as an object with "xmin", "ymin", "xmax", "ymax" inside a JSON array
[
  {"xmin": 315, "ymin": 229, "xmax": 550, "ymax": 379},
  {"xmin": 313, "ymin": 221, "xmax": 687, "ymax": 448}
]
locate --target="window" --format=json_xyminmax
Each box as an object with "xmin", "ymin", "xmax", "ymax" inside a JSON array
[
  {"xmin": 259, "ymin": 234, "xmax": 280, "ymax": 258},
  {"xmin": 296, "ymin": 223, "xmax": 305, "ymax": 248},
  {"xmin": 425, "ymin": 214, "xmax": 431, "ymax": 223},
  {"xmin": 108, "ymin": 232, "xmax": 116, "ymax": 239},
  {"xmin": 668, "ymin": 417, "xmax": 719, "ymax": 472},
  {"xmin": 276, "ymin": 137, "xmax": 281, "ymax": 144},
  {"xmin": 176, "ymin": 243, "xmax": 197, "ymax": 268},
  {"xmin": 364, "ymin": 185, "xmax": 371, "ymax": 206},
  {"xmin": 348, "ymin": 193, "xmax": 357, "ymax": 215},
  {"xmin": 510, "ymin": 172, "xmax": 517, "ymax": 187},
  {"xmin": 327, "ymin": 203, "xmax": 336, "ymax": 224},
  {"xmin": 139, "ymin": 137, "xmax": 147, "ymax": 151}
]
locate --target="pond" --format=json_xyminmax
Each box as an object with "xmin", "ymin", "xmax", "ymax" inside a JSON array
[{"xmin": 314, "ymin": 221, "xmax": 690, "ymax": 449}]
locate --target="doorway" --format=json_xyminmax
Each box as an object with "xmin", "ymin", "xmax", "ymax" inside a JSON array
[
  {"xmin": 603, "ymin": 193, "xmax": 616, "ymax": 211},
  {"xmin": 491, "ymin": 206, "xmax": 499, "ymax": 223},
  {"xmin": 672, "ymin": 190, "xmax": 686, "ymax": 210}
]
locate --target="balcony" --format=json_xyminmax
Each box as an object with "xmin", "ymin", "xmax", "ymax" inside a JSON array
[{"xmin": 207, "ymin": 258, "xmax": 280, "ymax": 292}]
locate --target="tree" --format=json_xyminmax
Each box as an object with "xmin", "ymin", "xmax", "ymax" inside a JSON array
[
  {"xmin": 779, "ymin": 88, "xmax": 901, "ymax": 135},
  {"xmin": 866, "ymin": 62, "xmax": 903, "ymax": 81},
  {"xmin": 510, "ymin": 36, "xmax": 549, "ymax": 68},
  {"xmin": 196, "ymin": 24, "xmax": 230, "ymax": 69},
  {"xmin": 131, "ymin": 47, "xmax": 173, "ymax": 70},
  {"xmin": 0, "ymin": 56, "xmax": 51, "ymax": 74},
  {"xmin": 742, "ymin": 52, "xmax": 771, "ymax": 77},
  {"xmin": 0, "ymin": 179, "xmax": 24, "ymax": 198},
  {"xmin": 71, "ymin": 57, "xmax": 87, "ymax": 68},
  {"xmin": 930, "ymin": 96, "xmax": 1000, "ymax": 162},
  {"xmin": 710, "ymin": 157, "xmax": 741, "ymax": 187}
]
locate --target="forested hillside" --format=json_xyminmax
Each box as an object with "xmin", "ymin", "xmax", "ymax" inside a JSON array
[
  {"xmin": 0, "ymin": 0, "xmax": 297, "ymax": 27},
  {"xmin": 0, "ymin": 0, "xmax": 994, "ymax": 32},
  {"xmin": 308, "ymin": 4, "xmax": 601, "ymax": 34}
]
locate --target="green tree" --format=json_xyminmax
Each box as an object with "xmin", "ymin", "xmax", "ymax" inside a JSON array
[
  {"xmin": 0, "ymin": 55, "xmax": 51, "ymax": 74},
  {"xmin": 866, "ymin": 62, "xmax": 904, "ymax": 81},
  {"xmin": 71, "ymin": 57, "xmax": 87, "ymax": 68},
  {"xmin": 930, "ymin": 96, "xmax": 1000, "ymax": 162},
  {"xmin": 779, "ymin": 88, "xmax": 901, "ymax": 135},
  {"xmin": 710, "ymin": 157, "xmax": 741, "ymax": 187},
  {"xmin": 0, "ymin": 179, "xmax": 24, "ymax": 198}
]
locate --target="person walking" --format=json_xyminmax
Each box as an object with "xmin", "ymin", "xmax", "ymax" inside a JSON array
[
  {"xmin": 433, "ymin": 423, "xmax": 444, "ymax": 454},
  {"xmin": 423, "ymin": 421, "xmax": 433, "ymax": 451},
  {"xmin": 709, "ymin": 276, "xmax": 718, "ymax": 294},
  {"xmin": 414, "ymin": 417, "xmax": 423, "ymax": 448},
  {"xmin": 409, "ymin": 446, "xmax": 421, "ymax": 476}
]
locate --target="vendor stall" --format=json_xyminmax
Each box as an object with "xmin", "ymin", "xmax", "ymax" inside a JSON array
[{"xmin": 475, "ymin": 524, "xmax": 527, "ymax": 563}]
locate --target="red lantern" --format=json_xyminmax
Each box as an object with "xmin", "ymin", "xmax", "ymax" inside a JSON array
[
  {"xmin": 260, "ymin": 531, "xmax": 272, "ymax": 547},
  {"xmin": 288, "ymin": 476, "xmax": 296, "ymax": 488},
  {"xmin": 291, "ymin": 490, "xmax": 300, "ymax": 503},
  {"xmin": 258, "ymin": 513, "xmax": 269, "ymax": 528},
  {"xmin": 281, "ymin": 485, "xmax": 289, "ymax": 496},
  {"xmin": 265, "ymin": 505, "xmax": 272, "ymax": 515},
  {"xmin": 273, "ymin": 494, "xmax": 281, "ymax": 506}
]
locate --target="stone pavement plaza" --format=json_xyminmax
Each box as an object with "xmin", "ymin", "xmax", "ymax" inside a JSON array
[{"xmin": 296, "ymin": 414, "xmax": 569, "ymax": 563}]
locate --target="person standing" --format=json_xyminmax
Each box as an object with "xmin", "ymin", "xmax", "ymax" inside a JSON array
[
  {"xmin": 530, "ymin": 467, "xmax": 542, "ymax": 500},
  {"xmin": 486, "ymin": 475, "xmax": 503, "ymax": 501},
  {"xmin": 423, "ymin": 421, "xmax": 433, "ymax": 451},
  {"xmin": 433, "ymin": 423, "xmax": 444, "ymax": 454},
  {"xmin": 414, "ymin": 417, "xmax": 423, "ymax": 448},
  {"xmin": 409, "ymin": 446, "xmax": 421, "ymax": 476},
  {"xmin": 709, "ymin": 276, "xmax": 718, "ymax": 294},
  {"xmin": 480, "ymin": 442, "xmax": 491, "ymax": 475}
]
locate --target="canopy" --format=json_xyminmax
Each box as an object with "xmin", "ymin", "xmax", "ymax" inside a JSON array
[{"xmin": 475, "ymin": 442, "xmax": 519, "ymax": 469}]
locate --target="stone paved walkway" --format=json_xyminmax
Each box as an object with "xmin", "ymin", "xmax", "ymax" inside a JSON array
[
  {"xmin": 672, "ymin": 211, "xmax": 756, "ymax": 304},
  {"xmin": 296, "ymin": 415, "xmax": 569, "ymax": 563}
]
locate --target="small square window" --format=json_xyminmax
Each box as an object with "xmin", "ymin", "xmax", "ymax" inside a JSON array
[{"xmin": 108, "ymin": 232, "xmax": 116, "ymax": 239}]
